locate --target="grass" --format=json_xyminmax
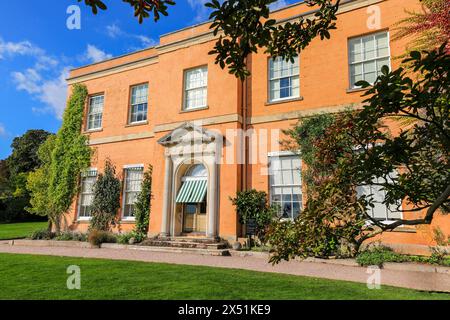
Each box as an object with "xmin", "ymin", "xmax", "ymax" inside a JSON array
[
  {"xmin": 0, "ymin": 253, "xmax": 448, "ymax": 300},
  {"xmin": 0, "ymin": 221, "xmax": 48, "ymax": 240}
]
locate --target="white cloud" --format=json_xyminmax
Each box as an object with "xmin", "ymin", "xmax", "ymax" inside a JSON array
[
  {"xmin": 0, "ymin": 123, "xmax": 6, "ymax": 138},
  {"xmin": 270, "ymin": 0, "xmax": 289, "ymax": 11},
  {"xmin": 187, "ymin": 0, "xmax": 211, "ymax": 23},
  {"xmin": 105, "ymin": 23, "xmax": 158, "ymax": 49},
  {"xmin": 85, "ymin": 44, "xmax": 113, "ymax": 63},
  {"xmin": 12, "ymin": 67, "xmax": 70, "ymax": 119},
  {"xmin": 0, "ymin": 37, "xmax": 44, "ymax": 59},
  {"xmin": 106, "ymin": 23, "xmax": 123, "ymax": 38}
]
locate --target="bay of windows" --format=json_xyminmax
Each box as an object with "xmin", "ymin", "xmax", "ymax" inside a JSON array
[
  {"xmin": 269, "ymin": 56, "xmax": 300, "ymax": 102},
  {"xmin": 87, "ymin": 95, "xmax": 104, "ymax": 130},
  {"xmin": 78, "ymin": 170, "xmax": 97, "ymax": 219},
  {"xmin": 122, "ymin": 167, "xmax": 144, "ymax": 219},
  {"xmin": 269, "ymin": 154, "xmax": 302, "ymax": 219},
  {"xmin": 184, "ymin": 66, "xmax": 208, "ymax": 110},
  {"xmin": 348, "ymin": 32, "xmax": 390, "ymax": 88},
  {"xmin": 129, "ymin": 84, "xmax": 148, "ymax": 124}
]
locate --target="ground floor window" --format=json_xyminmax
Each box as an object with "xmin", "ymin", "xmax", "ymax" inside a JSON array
[
  {"xmin": 122, "ymin": 166, "xmax": 144, "ymax": 219},
  {"xmin": 356, "ymin": 175, "xmax": 402, "ymax": 222},
  {"xmin": 269, "ymin": 154, "xmax": 302, "ymax": 219},
  {"xmin": 78, "ymin": 170, "xmax": 97, "ymax": 219}
]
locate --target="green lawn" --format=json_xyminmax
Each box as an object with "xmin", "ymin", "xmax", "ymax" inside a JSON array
[
  {"xmin": 0, "ymin": 253, "xmax": 448, "ymax": 300},
  {"xmin": 0, "ymin": 221, "xmax": 48, "ymax": 240}
]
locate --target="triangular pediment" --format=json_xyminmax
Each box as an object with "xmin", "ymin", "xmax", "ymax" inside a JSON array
[{"xmin": 158, "ymin": 122, "xmax": 220, "ymax": 146}]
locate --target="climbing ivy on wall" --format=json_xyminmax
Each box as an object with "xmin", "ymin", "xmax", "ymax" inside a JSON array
[
  {"xmin": 47, "ymin": 84, "xmax": 92, "ymax": 233},
  {"xmin": 133, "ymin": 165, "xmax": 153, "ymax": 242}
]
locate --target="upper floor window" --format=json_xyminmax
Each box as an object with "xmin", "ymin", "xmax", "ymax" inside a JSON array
[
  {"xmin": 269, "ymin": 56, "xmax": 299, "ymax": 102},
  {"xmin": 122, "ymin": 166, "xmax": 144, "ymax": 219},
  {"xmin": 78, "ymin": 169, "xmax": 97, "ymax": 220},
  {"xmin": 129, "ymin": 84, "xmax": 148, "ymax": 124},
  {"xmin": 348, "ymin": 32, "xmax": 390, "ymax": 88},
  {"xmin": 87, "ymin": 95, "xmax": 104, "ymax": 130},
  {"xmin": 269, "ymin": 154, "xmax": 302, "ymax": 219},
  {"xmin": 184, "ymin": 66, "xmax": 208, "ymax": 111}
]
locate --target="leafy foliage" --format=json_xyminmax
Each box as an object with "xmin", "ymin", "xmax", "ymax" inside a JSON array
[
  {"xmin": 46, "ymin": 84, "xmax": 92, "ymax": 233},
  {"xmin": 26, "ymin": 135, "xmax": 57, "ymax": 220},
  {"xmin": 133, "ymin": 165, "xmax": 153, "ymax": 242},
  {"xmin": 208, "ymin": 0, "xmax": 340, "ymax": 79},
  {"xmin": 0, "ymin": 130, "xmax": 52, "ymax": 222},
  {"xmin": 350, "ymin": 44, "xmax": 449, "ymax": 230},
  {"xmin": 231, "ymin": 189, "xmax": 277, "ymax": 243},
  {"xmin": 28, "ymin": 228, "xmax": 55, "ymax": 240},
  {"xmin": 78, "ymin": 0, "xmax": 175, "ymax": 23},
  {"xmin": 79, "ymin": 0, "xmax": 340, "ymax": 79},
  {"xmin": 269, "ymin": 46, "xmax": 450, "ymax": 263},
  {"xmin": 90, "ymin": 159, "xmax": 122, "ymax": 231},
  {"xmin": 87, "ymin": 229, "xmax": 117, "ymax": 247},
  {"xmin": 393, "ymin": 0, "xmax": 450, "ymax": 54}
]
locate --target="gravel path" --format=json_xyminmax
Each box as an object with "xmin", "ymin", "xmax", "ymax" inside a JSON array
[{"xmin": 0, "ymin": 243, "xmax": 449, "ymax": 293}]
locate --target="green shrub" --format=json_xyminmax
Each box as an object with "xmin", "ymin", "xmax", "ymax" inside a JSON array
[
  {"xmin": 356, "ymin": 245, "xmax": 407, "ymax": 267},
  {"xmin": 29, "ymin": 229, "xmax": 55, "ymax": 240},
  {"xmin": 88, "ymin": 229, "xmax": 117, "ymax": 247},
  {"xmin": 230, "ymin": 189, "xmax": 278, "ymax": 244},
  {"xmin": 116, "ymin": 233, "xmax": 134, "ymax": 245},
  {"xmin": 55, "ymin": 231, "xmax": 87, "ymax": 242}
]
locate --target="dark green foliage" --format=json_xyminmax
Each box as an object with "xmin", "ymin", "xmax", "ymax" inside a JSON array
[
  {"xmin": 47, "ymin": 84, "xmax": 91, "ymax": 233},
  {"xmin": 133, "ymin": 165, "xmax": 153, "ymax": 242},
  {"xmin": 87, "ymin": 229, "xmax": 117, "ymax": 247},
  {"xmin": 55, "ymin": 231, "xmax": 87, "ymax": 242},
  {"xmin": 78, "ymin": 0, "xmax": 340, "ymax": 79},
  {"xmin": 29, "ymin": 228, "xmax": 55, "ymax": 240},
  {"xmin": 89, "ymin": 159, "xmax": 122, "ymax": 231},
  {"xmin": 231, "ymin": 189, "xmax": 277, "ymax": 243},
  {"xmin": 6, "ymin": 130, "xmax": 52, "ymax": 177},
  {"xmin": 116, "ymin": 233, "xmax": 135, "ymax": 245},
  {"xmin": 0, "ymin": 130, "xmax": 52, "ymax": 222},
  {"xmin": 350, "ymin": 44, "xmax": 449, "ymax": 230},
  {"xmin": 78, "ymin": 0, "xmax": 175, "ymax": 23}
]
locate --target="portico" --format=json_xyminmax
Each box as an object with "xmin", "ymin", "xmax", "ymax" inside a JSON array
[{"xmin": 158, "ymin": 123, "xmax": 221, "ymax": 238}]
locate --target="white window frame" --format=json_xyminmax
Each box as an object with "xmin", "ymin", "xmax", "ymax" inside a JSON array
[
  {"xmin": 268, "ymin": 56, "xmax": 300, "ymax": 102},
  {"xmin": 183, "ymin": 66, "xmax": 208, "ymax": 111},
  {"xmin": 129, "ymin": 84, "xmax": 149, "ymax": 124},
  {"xmin": 77, "ymin": 168, "xmax": 97, "ymax": 221},
  {"xmin": 268, "ymin": 152, "xmax": 303, "ymax": 220},
  {"xmin": 122, "ymin": 165, "xmax": 145, "ymax": 221},
  {"xmin": 348, "ymin": 31, "xmax": 391, "ymax": 89},
  {"xmin": 87, "ymin": 94, "xmax": 104, "ymax": 131}
]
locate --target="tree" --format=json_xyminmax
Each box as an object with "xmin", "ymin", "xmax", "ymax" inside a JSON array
[
  {"xmin": 90, "ymin": 159, "xmax": 122, "ymax": 231},
  {"xmin": 350, "ymin": 44, "xmax": 449, "ymax": 231},
  {"xmin": 47, "ymin": 84, "xmax": 92, "ymax": 233},
  {"xmin": 393, "ymin": 0, "xmax": 450, "ymax": 54},
  {"xmin": 133, "ymin": 165, "xmax": 153, "ymax": 241},
  {"xmin": 268, "ymin": 46, "xmax": 449, "ymax": 262},
  {"xmin": 26, "ymin": 135, "xmax": 57, "ymax": 230},
  {"xmin": 6, "ymin": 129, "xmax": 52, "ymax": 177},
  {"xmin": 78, "ymin": 0, "xmax": 341, "ymax": 79}
]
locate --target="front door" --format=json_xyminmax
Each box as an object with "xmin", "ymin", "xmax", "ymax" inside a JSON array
[{"xmin": 183, "ymin": 202, "xmax": 206, "ymax": 233}]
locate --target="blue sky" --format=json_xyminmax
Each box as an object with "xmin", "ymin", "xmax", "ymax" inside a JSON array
[{"xmin": 0, "ymin": 0, "xmax": 295, "ymax": 159}]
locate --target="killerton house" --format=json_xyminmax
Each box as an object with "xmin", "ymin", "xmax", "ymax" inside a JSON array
[{"xmin": 65, "ymin": 0, "xmax": 448, "ymax": 247}]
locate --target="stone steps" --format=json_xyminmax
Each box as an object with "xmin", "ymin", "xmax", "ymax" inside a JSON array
[{"xmin": 141, "ymin": 239, "xmax": 228, "ymax": 250}]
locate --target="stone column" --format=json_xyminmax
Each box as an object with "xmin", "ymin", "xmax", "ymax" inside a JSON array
[
  {"xmin": 161, "ymin": 155, "xmax": 173, "ymax": 237},
  {"xmin": 207, "ymin": 162, "xmax": 217, "ymax": 238}
]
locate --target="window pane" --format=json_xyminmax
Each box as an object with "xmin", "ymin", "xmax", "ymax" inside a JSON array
[
  {"xmin": 363, "ymin": 36, "xmax": 376, "ymax": 60},
  {"xmin": 269, "ymin": 56, "xmax": 299, "ymax": 101},
  {"xmin": 349, "ymin": 38, "xmax": 362, "ymax": 63},
  {"xmin": 88, "ymin": 95, "xmax": 104, "ymax": 129}
]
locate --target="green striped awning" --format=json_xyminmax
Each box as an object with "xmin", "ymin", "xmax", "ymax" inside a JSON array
[{"xmin": 176, "ymin": 179, "xmax": 207, "ymax": 203}]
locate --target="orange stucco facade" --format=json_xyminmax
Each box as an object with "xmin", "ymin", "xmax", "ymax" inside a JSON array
[{"xmin": 64, "ymin": 0, "xmax": 448, "ymax": 246}]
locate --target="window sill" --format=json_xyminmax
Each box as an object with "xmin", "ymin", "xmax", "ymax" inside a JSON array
[
  {"xmin": 76, "ymin": 218, "xmax": 92, "ymax": 223},
  {"xmin": 84, "ymin": 128, "xmax": 103, "ymax": 134},
  {"xmin": 265, "ymin": 96, "xmax": 303, "ymax": 106},
  {"xmin": 179, "ymin": 106, "xmax": 209, "ymax": 113},
  {"xmin": 120, "ymin": 218, "xmax": 136, "ymax": 224},
  {"xmin": 125, "ymin": 121, "xmax": 148, "ymax": 128},
  {"xmin": 346, "ymin": 87, "xmax": 370, "ymax": 94}
]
